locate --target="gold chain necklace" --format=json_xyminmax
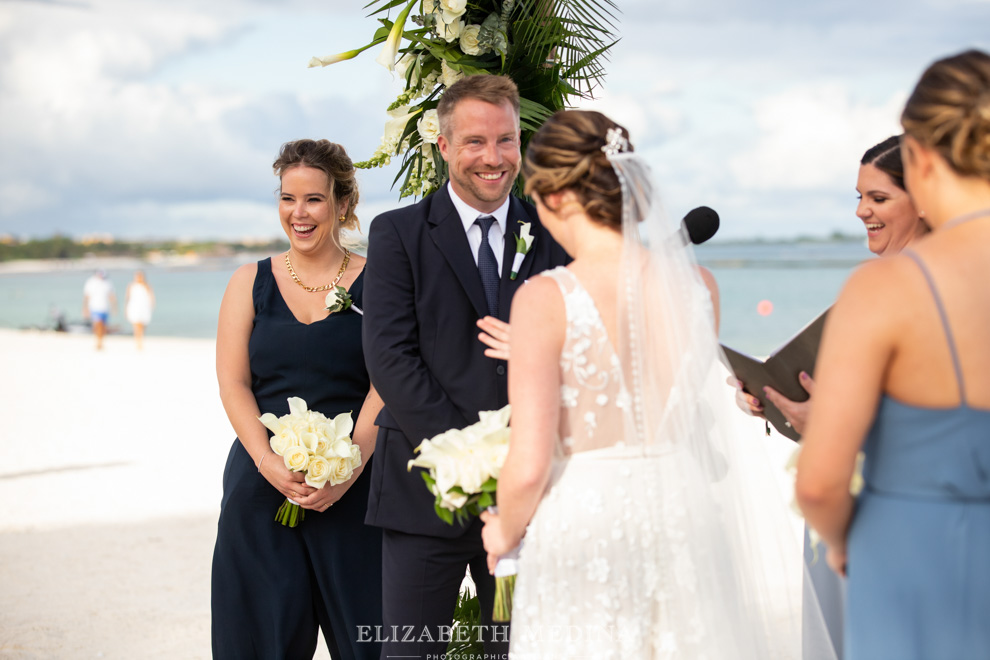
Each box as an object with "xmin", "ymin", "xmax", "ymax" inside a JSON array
[{"xmin": 285, "ymin": 249, "xmax": 350, "ymax": 293}]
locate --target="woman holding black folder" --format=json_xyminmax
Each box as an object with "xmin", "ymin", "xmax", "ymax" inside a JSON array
[
  {"xmin": 797, "ymin": 49, "xmax": 990, "ymax": 660},
  {"xmin": 735, "ymin": 134, "xmax": 928, "ymax": 435}
]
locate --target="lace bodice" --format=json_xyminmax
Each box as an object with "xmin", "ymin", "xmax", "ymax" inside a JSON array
[{"xmin": 542, "ymin": 266, "xmax": 632, "ymax": 457}]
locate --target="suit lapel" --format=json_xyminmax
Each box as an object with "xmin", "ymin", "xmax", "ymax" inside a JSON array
[{"xmin": 428, "ymin": 187, "xmax": 489, "ymax": 319}]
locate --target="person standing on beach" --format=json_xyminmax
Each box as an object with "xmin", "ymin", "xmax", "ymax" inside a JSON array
[
  {"xmin": 362, "ymin": 74, "xmax": 568, "ymax": 659},
  {"xmin": 125, "ymin": 270, "xmax": 155, "ymax": 350},
  {"xmin": 211, "ymin": 139, "xmax": 384, "ymax": 659},
  {"xmin": 82, "ymin": 269, "xmax": 116, "ymax": 350}
]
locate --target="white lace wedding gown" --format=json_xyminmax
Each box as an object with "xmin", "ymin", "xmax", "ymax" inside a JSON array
[{"xmin": 508, "ymin": 267, "xmax": 804, "ymax": 660}]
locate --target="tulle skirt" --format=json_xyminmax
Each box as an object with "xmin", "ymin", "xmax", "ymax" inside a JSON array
[{"xmin": 510, "ymin": 445, "xmax": 805, "ymax": 660}]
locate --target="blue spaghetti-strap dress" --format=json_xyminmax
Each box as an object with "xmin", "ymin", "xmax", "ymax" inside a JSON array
[
  {"xmin": 211, "ymin": 258, "xmax": 382, "ymax": 660},
  {"xmin": 845, "ymin": 250, "xmax": 990, "ymax": 660}
]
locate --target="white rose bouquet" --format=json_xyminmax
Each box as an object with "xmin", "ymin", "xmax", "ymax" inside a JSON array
[
  {"xmin": 259, "ymin": 397, "xmax": 361, "ymax": 527},
  {"xmin": 407, "ymin": 404, "xmax": 516, "ymax": 620}
]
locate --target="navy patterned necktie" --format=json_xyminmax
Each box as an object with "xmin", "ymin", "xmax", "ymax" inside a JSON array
[{"xmin": 475, "ymin": 215, "xmax": 500, "ymax": 317}]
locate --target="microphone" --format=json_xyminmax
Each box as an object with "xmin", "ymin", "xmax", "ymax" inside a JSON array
[{"xmin": 681, "ymin": 206, "xmax": 720, "ymax": 245}]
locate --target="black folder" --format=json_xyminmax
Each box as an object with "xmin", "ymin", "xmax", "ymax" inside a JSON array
[{"xmin": 721, "ymin": 307, "xmax": 831, "ymax": 442}]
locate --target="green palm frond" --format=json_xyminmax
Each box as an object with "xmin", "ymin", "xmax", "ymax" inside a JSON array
[{"xmin": 314, "ymin": 0, "xmax": 620, "ymax": 199}]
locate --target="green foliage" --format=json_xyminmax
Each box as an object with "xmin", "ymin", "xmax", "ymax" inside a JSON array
[
  {"xmin": 445, "ymin": 588, "xmax": 485, "ymax": 658},
  {"xmin": 328, "ymin": 0, "xmax": 619, "ymax": 199}
]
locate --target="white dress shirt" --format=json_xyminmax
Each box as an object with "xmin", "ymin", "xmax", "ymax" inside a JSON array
[{"xmin": 447, "ymin": 183, "xmax": 510, "ymax": 274}]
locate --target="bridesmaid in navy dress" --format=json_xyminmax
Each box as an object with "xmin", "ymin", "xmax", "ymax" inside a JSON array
[
  {"xmin": 797, "ymin": 49, "xmax": 990, "ymax": 660},
  {"xmin": 212, "ymin": 139, "xmax": 383, "ymax": 659}
]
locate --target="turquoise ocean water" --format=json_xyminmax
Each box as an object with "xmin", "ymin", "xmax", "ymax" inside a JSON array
[{"xmin": 0, "ymin": 241, "xmax": 872, "ymax": 357}]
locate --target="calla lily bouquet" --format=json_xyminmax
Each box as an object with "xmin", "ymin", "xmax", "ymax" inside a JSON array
[
  {"xmin": 310, "ymin": 0, "xmax": 618, "ymax": 200},
  {"xmin": 259, "ymin": 397, "xmax": 361, "ymax": 527},
  {"xmin": 407, "ymin": 404, "xmax": 511, "ymax": 524},
  {"xmin": 407, "ymin": 404, "xmax": 518, "ymax": 621}
]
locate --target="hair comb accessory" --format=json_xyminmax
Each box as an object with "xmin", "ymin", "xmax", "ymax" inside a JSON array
[{"xmin": 601, "ymin": 127, "xmax": 629, "ymax": 156}]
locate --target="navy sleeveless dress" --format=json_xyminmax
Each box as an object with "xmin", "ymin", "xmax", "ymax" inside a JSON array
[
  {"xmin": 211, "ymin": 258, "xmax": 382, "ymax": 660},
  {"xmin": 845, "ymin": 251, "xmax": 990, "ymax": 659}
]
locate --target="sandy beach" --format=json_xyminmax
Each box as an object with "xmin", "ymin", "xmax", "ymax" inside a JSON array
[
  {"xmin": 0, "ymin": 329, "xmax": 335, "ymax": 659},
  {"xmin": 0, "ymin": 327, "xmax": 787, "ymax": 659}
]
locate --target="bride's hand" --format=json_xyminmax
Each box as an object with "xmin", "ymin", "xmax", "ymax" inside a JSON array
[
  {"xmin": 480, "ymin": 510, "xmax": 515, "ymax": 569},
  {"xmin": 477, "ymin": 316, "xmax": 511, "ymax": 361},
  {"xmin": 258, "ymin": 451, "xmax": 315, "ymax": 501}
]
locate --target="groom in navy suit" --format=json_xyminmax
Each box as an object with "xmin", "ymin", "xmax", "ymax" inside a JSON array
[{"xmin": 362, "ymin": 75, "xmax": 568, "ymax": 659}]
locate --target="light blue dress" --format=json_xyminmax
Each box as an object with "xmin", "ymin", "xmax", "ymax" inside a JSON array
[{"xmin": 845, "ymin": 250, "xmax": 990, "ymax": 660}]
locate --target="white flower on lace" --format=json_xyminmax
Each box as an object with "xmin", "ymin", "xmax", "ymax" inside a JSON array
[
  {"xmin": 561, "ymin": 385, "xmax": 579, "ymax": 408},
  {"xmin": 616, "ymin": 389, "xmax": 631, "ymax": 410},
  {"xmin": 583, "ymin": 490, "xmax": 604, "ymax": 513},
  {"xmin": 586, "ymin": 557, "xmax": 610, "ymax": 583},
  {"xmin": 595, "ymin": 393, "xmax": 608, "ymax": 406},
  {"xmin": 584, "ymin": 410, "xmax": 597, "ymax": 431}
]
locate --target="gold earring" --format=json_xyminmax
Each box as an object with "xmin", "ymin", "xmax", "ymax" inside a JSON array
[{"xmin": 339, "ymin": 214, "xmax": 346, "ymax": 222}]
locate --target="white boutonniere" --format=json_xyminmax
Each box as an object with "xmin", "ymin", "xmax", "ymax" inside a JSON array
[
  {"xmin": 510, "ymin": 221, "xmax": 535, "ymax": 280},
  {"xmin": 324, "ymin": 286, "xmax": 362, "ymax": 315}
]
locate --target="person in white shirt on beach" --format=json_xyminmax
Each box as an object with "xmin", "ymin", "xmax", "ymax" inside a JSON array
[{"xmin": 82, "ymin": 270, "xmax": 116, "ymax": 350}]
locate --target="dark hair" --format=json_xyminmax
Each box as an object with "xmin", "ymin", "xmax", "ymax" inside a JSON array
[
  {"xmin": 522, "ymin": 110, "xmax": 631, "ymax": 230},
  {"xmin": 272, "ymin": 139, "xmax": 360, "ymax": 232},
  {"xmin": 437, "ymin": 75, "xmax": 520, "ymax": 136},
  {"xmin": 861, "ymin": 135, "xmax": 906, "ymax": 190},
  {"xmin": 901, "ymin": 49, "xmax": 990, "ymax": 179}
]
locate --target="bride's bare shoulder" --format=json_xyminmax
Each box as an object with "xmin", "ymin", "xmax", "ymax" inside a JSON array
[{"xmin": 509, "ymin": 273, "xmax": 566, "ymax": 327}]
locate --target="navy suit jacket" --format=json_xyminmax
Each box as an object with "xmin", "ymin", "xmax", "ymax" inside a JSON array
[{"xmin": 362, "ymin": 185, "xmax": 569, "ymax": 538}]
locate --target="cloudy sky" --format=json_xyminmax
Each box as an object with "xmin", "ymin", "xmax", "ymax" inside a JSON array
[{"xmin": 1, "ymin": 0, "xmax": 988, "ymax": 242}]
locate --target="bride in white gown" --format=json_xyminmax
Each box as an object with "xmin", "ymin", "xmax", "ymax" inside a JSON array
[{"xmin": 480, "ymin": 110, "xmax": 836, "ymax": 659}]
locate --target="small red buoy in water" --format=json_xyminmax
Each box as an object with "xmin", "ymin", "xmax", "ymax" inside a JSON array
[{"xmin": 757, "ymin": 299, "xmax": 773, "ymax": 316}]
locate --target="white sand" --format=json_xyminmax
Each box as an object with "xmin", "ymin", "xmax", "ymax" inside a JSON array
[
  {"xmin": 0, "ymin": 328, "xmax": 793, "ymax": 659},
  {"xmin": 0, "ymin": 329, "xmax": 336, "ymax": 659}
]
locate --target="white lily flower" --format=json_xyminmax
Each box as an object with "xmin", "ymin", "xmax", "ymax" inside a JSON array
[
  {"xmin": 308, "ymin": 44, "xmax": 373, "ymax": 68},
  {"xmin": 375, "ymin": 0, "xmax": 418, "ymax": 72},
  {"xmin": 287, "ymin": 397, "xmax": 309, "ymax": 418}
]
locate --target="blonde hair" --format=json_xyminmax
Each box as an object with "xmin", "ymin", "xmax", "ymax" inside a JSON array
[
  {"xmin": 273, "ymin": 139, "xmax": 361, "ymax": 232},
  {"xmin": 437, "ymin": 75, "xmax": 520, "ymax": 136},
  {"xmin": 901, "ymin": 49, "xmax": 990, "ymax": 179},
  {"xmin": 522, "ymin": 110, "xmax": 631, "ymax": 230}
]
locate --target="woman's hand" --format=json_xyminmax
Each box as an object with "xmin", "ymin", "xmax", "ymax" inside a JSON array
[
  {"xmin": 258, "ymin": 451, "xmax": 315, "ymax": 501},
  {"xmin": 729, "ymin": 377, "xmax": 765, "ymax": 417},
  {"xmin": 826, "ymin": 542, "xmax": 848, "ymax": 578},
  {"xmin": 763, "ymin": 371, "xmax": 816, "ymax": 435},
  {"xmin": 293, "ymin": 481, "xmax": 348, "ymax": 512},
  {"xmin": 480, "ymin": 509, "xmax": 516, "ymax": 572},
  {"xmin": 477, "ymin": 316, "xmax": 511, "ymax": 361}
]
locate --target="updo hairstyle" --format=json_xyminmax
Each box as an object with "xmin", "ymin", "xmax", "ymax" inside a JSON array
[
  {"xmin": 861, "ymin": 135, "xmax": 907, "ymax": 190},
  {"xmin": 901, "ymin": 49, "xmax": 990, "ymax": 180},
  {"xmin": 522, "ymin": 110, "xmax": 632, "ymax": 230},
  {"xmin": 273, "ymin": 139, "xmax": 361, "ymax": 232}
]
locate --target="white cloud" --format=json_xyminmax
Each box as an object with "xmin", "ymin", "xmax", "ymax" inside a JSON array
[{"xmin": 728, "ymin": 84, "xmax": 906, "ymax": 191}]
